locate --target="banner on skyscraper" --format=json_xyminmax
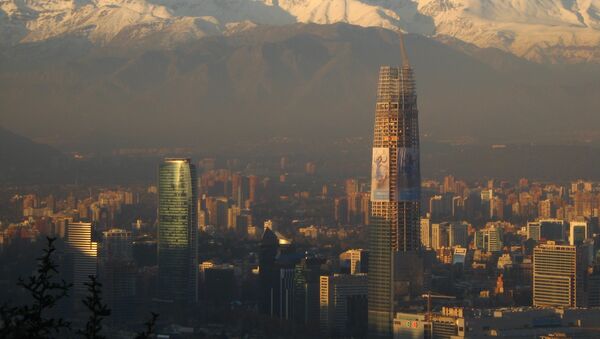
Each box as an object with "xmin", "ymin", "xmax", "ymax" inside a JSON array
[
  {"xmin": 371, "ymin": 147, "xmax": 390, "ymax": 201},
  {"xmin": 396, "ymin": 147, "xmax": 420, "ymax": 201}
]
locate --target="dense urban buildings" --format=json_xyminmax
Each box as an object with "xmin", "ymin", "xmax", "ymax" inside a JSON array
[
  {"xmin": 0, "ymin": 75, "xmax": 596, "ymax": 338},
  {"xmin": 7, "ymin": 1, "xmax": 600, "ymax": 339},
  {"xmin": 2, "ymin": 153, "xmax": 600, "ymax": 337}
]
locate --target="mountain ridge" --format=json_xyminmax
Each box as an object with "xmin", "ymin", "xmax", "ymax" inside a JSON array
[
  {"xmin": 0, "ymin": 126, "xmax": 65, "ymax": 183},
  {"xmin": 2, "ymin": 0, "xmax": 600, "ymax": 63},
  {"xmin": 2, "ymin": 24, "xmax": 599, "ymax": 150}
]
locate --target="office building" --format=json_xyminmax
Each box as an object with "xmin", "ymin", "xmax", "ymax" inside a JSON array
[
  {"xmin": 157, "ymin": 158, "xmax": 198, "ymax": 303},
  {"xmin": 67, "ymin": 222, "xmax": 98, "ymax": 303},
  {"xmin": 259, "ymin": 228, "xmax": 278, "ymax": 315},
  {"xmin": 320, "ymin": 274, "xmax": 368, "ymax": 337},
  {"xmin": 258, "ymin": 228, "xmax": 301, "ymax": 320},
  {"xmin": 539, "ymin": 199, "xmax": 552, "ymax": 219},
  {"xmin": 533, "ymin": 242, "xmax": 584, "ymax": 308},
  {"xmin": 99, "ymin": 228, "xmax": 135, "ymax": 325},
  {"xmin": 339, "ymin": 249, "xmax": 368, "ymax": 275},
  {"xmin": 539, "ymin": 219, "xmax": 567, "ymax": 242},
  {"xmin": 368, "ymin": 34, "xmax": 422, "ymax": 337},
  {"xmin": 589, "ymin": 270, "xmax": 600, "ymax": 307},
  {"xmin": 569, "ymin": 221, "xmax": 588, "ymax": 246},
  {"xmin": 481, "ymin": 189, "xmax": 493, "ymax": 218},
  {"xmin": 293, "ymin": 257, "xmax": 325, "ymax": 331},
  {"xmin": 475, "ymin": 225, "xmax": 503, "ymax": 253}
]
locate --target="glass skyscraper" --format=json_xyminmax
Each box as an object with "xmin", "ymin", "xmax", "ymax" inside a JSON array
[
  {"xmin": 158, "ymin": 158, "xmax": 198, "ymax": 303},
  {"xmin": 368, "ymin": 35, "xmax": 421, "ymax": 338}
]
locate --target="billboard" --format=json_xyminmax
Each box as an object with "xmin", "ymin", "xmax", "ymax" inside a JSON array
[
  {"xmin": 397, "ymin": 147, "xmax": 420, "ymax": 201},
  {"xmin": 371, "ymin": 147, "xmax": 390, "ymax": 201}
]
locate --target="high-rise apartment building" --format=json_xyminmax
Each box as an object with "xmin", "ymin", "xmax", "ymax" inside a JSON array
[
  {"xmin": 527, "ymin": 221, "xmax": 541, "ymax": 241},
  {"xmin": 442, "ymin": 175, "xmax": 455, "ymax": 194},
  {"xmin": 368, "ymin": 35, "xmax": 422, "ymax": 337},
  {"xmin": 420, "ymin": 218, "xmax": 431, "ymax": 249},
  {"xmin": 533, "ymin": 242, "xmax": 585, "ymax": 308},
  {"xmin": 538, "ymin": 199, "xmax": 552, "ymax": 219},
  {"xmin": 158, "ymin": 158, "xmax": 198, "ymax": 303},
  {"xmin": 431, "ymin": 222, "xmax": 448, "ymax": 250}
]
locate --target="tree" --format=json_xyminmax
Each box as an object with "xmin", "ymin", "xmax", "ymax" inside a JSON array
[
  {"xmin": 134, "ymin": 312, "xmax": 159, "ymax": 339},
  {"xmin": 0, "ymin": 236, "xmax": 160, "ymax": 339},
  {"xmin": 0, "ymin": 237, "xmax": 71, "ymax": 339},
  {"xmin": 78, "ymin": 275, "xmax": 111, "ymax": 339}
]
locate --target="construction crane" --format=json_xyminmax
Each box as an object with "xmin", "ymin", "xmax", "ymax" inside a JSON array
[{"xmin": 421, "ymin": 291, "xmax": 456, "ymax": 322}]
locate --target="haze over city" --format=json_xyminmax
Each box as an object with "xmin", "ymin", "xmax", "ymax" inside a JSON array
[{"xmin": 1, "ymin": 1, "xmax": 600, "ymax": 338}]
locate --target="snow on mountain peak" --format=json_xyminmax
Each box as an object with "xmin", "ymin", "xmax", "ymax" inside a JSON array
[{"xmin": 2, "ymin": 0, "xmax": 600, "ymax": 62}]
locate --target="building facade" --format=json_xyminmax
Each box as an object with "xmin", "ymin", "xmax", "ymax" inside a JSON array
[
  {"xmin": 533, "ymin": 242, "xmax": 584, "ymax": 308},
  {"xmin": 99, "ymin": 228, "xmax": 136, "ymax": 325},
  {"xmin": 339, "ymin": 249, "xmax": 368, "ymax": 275},
  {"xmin": 158, "ymin": 158, "xmax": 198, "ymax": 303},
  {"xmin": 368, "ymin": 35, "xmax": 422, "ymax": 338},
  {"xmin": 569, "ymin": 221, "xmax": 588, "ymax": 246},
  {"xmin": 320, "ymin": 274, "xmax": 368, "ymax": 337},
  {"xmin": 67, "ymin": 222, "xmax": 98, "ymax": 304},
  {"xmin": 475, "ymin": 225, "xmax": 503, "ymax": 253}
]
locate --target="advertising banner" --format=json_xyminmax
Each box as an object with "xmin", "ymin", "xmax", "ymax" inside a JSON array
[
  {"xmin": 371, "ymin": 147, "xmax": 390, "ymax": 201},
  {"xmin": 397, "ymin": 147, "xmax": 420, "ymax": 201}
]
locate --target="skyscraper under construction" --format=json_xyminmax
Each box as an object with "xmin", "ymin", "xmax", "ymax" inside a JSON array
[{"xmin": 368, "ymin": 35, "xmax": 422, "ymax": 338}]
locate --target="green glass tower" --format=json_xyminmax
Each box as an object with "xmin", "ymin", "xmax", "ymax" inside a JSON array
[
  {"xmin": 158, "ymin": 158, "xmax": 198, "ymax": 303},
  {"xmin": 368, "ymin": 35, "xmax": 421, "ymax": 338}
]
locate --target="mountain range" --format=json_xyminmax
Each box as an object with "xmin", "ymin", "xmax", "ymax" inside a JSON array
[
  {"xmin": 0, "ymin": 126, "xmax": 65, "ymax": 183},
  {"xmin": 2, "ymin": 0, "xmax": 600, "ymax": 63},
  {"xmin": 2, "ymin": 23, "xmax": 600, "ymax": 150},
  {"xmin": 2, "ymin": 1, "xmax": 600, "ymax": 151}
]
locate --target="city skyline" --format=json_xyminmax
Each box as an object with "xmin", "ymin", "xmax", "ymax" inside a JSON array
[{"xmin": 2, "ymin": 4, "xmax": 600, "ymax": 337}]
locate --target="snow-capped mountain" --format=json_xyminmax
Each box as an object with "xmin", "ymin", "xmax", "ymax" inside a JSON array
[
  {"xmin": 1, "ymin": 0, "xmax": 600, "ymax": 62},
  {"xmin": 419, "ymin": 0, "xmax": 600, "ymax": 62}
]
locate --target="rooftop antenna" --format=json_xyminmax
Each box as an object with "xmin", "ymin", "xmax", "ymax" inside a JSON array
[{"xmin": 398, "ymin": 30, "xmax": 410, "ymax": 68}]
